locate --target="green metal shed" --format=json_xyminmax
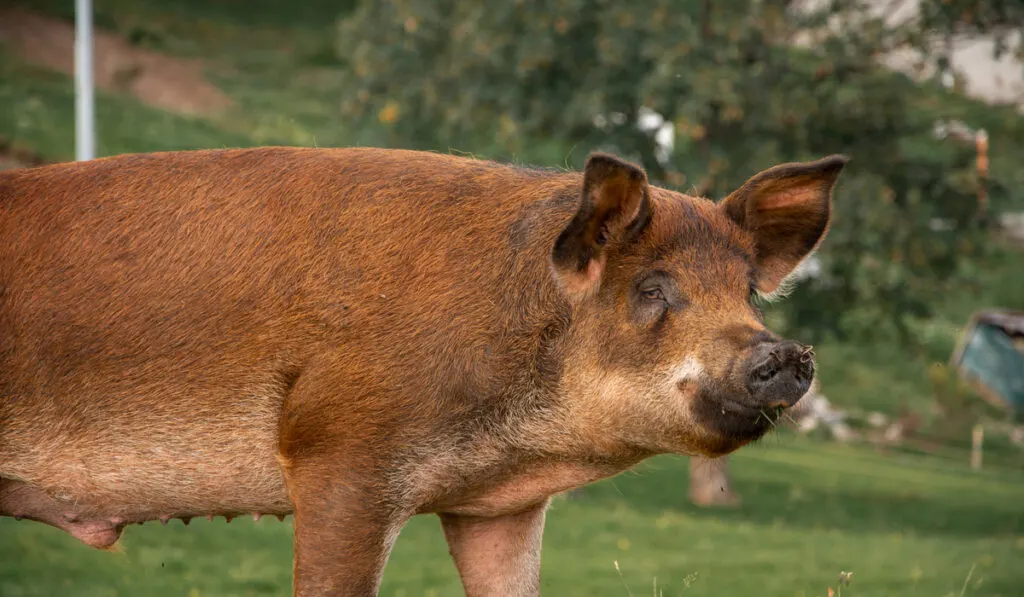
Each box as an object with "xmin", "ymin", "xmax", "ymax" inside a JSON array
[{"xmin": 951, "ymin": 310, "xmax": 1024, "ymax": 414}]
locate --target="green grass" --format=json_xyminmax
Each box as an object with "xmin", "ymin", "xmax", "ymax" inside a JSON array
[
  {"xmin": 2, "ymin": 4, "xmax": 1023, "ymax": 595},
  {"xmin": 2, "ymin": 437, "xmax": 1021, "ymax": 597},
  {"xmin": 1, "ymin": 0, "xmax": 367, "ymax": 161},
  {"xmin": 0, "ymin": 46, "xmax": 258, "ymax": 162}
]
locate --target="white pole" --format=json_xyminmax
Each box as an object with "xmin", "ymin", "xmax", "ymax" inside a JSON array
[
  {"xmin": 971, "ymin": 424, "xmax": 984, "ymax": 471},
  {"xmin": 75, "ymin": 0, "xmax": 95, "ymax": 161}
]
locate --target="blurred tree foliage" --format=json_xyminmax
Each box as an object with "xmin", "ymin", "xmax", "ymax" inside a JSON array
[{"xmin": 337, "ymin": 0, "xmax": 1024, "ymax": 345}]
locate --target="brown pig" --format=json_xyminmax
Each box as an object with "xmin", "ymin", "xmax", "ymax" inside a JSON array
[{"xmin": 0, "ymin": 147, "xmax": 846, "ymax": 596}]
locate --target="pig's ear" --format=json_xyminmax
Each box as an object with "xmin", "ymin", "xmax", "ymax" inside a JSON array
[
  {"xmin": 552, "ymin": 153, "xmax": 651, "ymax": 297},
  {"xmin": 720, "ymin": 155, "xmax": 849, "ymax": 294}
]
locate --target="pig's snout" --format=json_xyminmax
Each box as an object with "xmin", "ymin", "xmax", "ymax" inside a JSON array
[{"xmin": 745, "ymin": 340, "xmax": 814, "ymax": 409}]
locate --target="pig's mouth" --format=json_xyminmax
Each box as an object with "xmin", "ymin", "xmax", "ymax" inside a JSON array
[
  {"xmin": 690, "ymin": 388, "xmax": 792, "ymax": 456},
  {"xmin": 718, "ymin": 396, "xmax": 784, "ymax": 436}
]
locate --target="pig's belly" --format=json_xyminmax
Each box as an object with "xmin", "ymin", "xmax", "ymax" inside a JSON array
[{"xmin": 0, "ymin": 389, "xmax": 294, "ymax": 547}]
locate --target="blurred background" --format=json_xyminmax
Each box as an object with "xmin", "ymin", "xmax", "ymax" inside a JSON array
[{"xmin": 1, "ymin": 0, "xmax": 1023, "ymax": 595}]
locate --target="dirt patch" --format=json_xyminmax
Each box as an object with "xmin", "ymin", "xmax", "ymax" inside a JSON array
[{"xmin": 0, "ymin": 8, "xmax": 232, "ymax": 117}]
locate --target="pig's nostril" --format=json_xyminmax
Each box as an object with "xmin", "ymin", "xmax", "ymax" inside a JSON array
[{"xmin": 755, "ymin": 364, "xmax": 776, "ymax": 382}]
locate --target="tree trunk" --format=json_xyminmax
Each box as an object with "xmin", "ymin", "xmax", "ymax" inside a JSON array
[{"xmin": 689, "ymin": 455, "xmax": 741, "ymax": 507}]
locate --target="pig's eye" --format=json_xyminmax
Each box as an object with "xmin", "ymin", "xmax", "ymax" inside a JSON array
[
  {"xmin": 632, "ymin": 272, "xmax": 677, "ymax": 326},
  {"xmin": 641, "ymin": 287, "xmax": 666, "ymax": 302},
  {"xmin": 632, "ymin": 271, "xmax": 679, "ymax": 323}
]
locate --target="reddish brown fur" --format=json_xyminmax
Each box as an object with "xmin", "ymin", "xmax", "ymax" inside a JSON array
[{"xmin": 0, "ymin": 147, "xmax": 845, "ymax": 596}]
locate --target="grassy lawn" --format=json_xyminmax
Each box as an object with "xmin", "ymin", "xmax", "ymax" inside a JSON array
[
  {"xmin": 2, "ymin": 3, "xmax": 1023, "ymax": 597},
  {"xmin": 1, "ymin": 0, "xmax": 366, "ymax": 162},
  {"xmin": 2, "ymin": 436, "xmax": 1021, "ymax": 597},
  {"xmin": 0, "ymin": 45, "xmax": 258, "ymax": 163}
]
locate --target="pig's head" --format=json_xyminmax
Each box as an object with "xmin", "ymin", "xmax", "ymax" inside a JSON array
[{"xmin": 551, "ymin": 152, "xmax": 847, "ymax": 457}]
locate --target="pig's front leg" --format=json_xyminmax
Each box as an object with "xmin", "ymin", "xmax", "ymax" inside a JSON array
[
  {"xmin": 440, "ymin": 500, "xmax": 549, "ymax": 597},
  {"xmin": 278, "ymin": 355, "xmax": 412, "ymax": 597},
  {"xmin": 283, "ymin": 458, "xmax": 407, "ymax": 597}
]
